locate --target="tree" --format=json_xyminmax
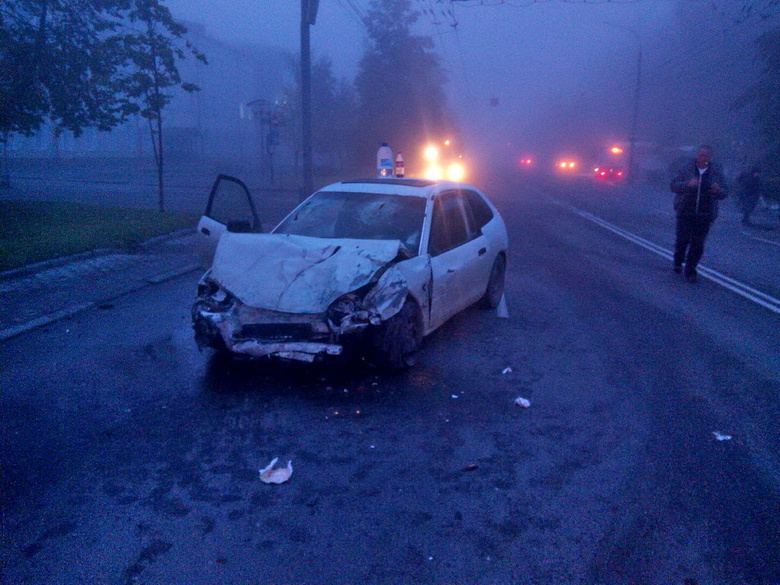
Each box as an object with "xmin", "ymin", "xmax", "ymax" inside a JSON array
[
  {"xmin": 280, "ymin": 55, "xmax": 358, "ymax": 174},
  {"xmin": 0, "ymin": 0, "xmax": 134, "ymax": 141},
  {"xmin": 1, "ymin": 0, "xmax": 134, "ymax": 187},
  {"xmin": 353, "ymin": 0, "xmax": 453, "ymax": 167},
  {"xmin": 119, "ymin": 0, "xmax": 206, "ymax": 212},
  {"xmin": 0, "ymin": 0, "xmax": 204, "ymax": 208},
  {"xmin": 734, "ymin": 25, "xmax": 780, "ymax": 179},
  {"xmin": 312, "ymin": 59, "xmax": 358, "ymax": 170}
]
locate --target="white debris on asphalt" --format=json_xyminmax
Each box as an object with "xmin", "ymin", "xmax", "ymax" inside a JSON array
[
  {"xmin": 259, "ymin": 458, "xmax": 294, "ymax": 484},
  {"xmin": 712, "ymin": 431, "xmax": 732, "ymax": 442},
  {"xmin": 451, "ymin": 394, "xmax": 459, "ymax": 399},
  {"xmin": 514, "ymin": 397, "xmax": 531, "ymax": 408},
  {"xmin": 502, "ymin": 367, "xmax": 513, "ymax": 374}
]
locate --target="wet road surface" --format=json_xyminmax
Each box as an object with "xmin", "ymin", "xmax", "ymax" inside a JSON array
[{"xmin": 2, "ymin": 175, "xmax": 779, "ymax": 584}]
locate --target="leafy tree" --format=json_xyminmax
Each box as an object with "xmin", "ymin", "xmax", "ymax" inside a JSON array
[
  {"xmin": 312, "ymin": 59, "xmax": 358, "ymax": 170},
  {"xmin": 354, "ymin": 0, "xmax": 452, "ymax": 166},
  {"xmin": 119, "ymin": 0, "xmax": 206, "ymax": 212},
  {"xmin": 281, "ymin": 55, "xmax": 358, "ymax": 173},
  {"xmin": 0, "ymin": 0, "xmax": 133, "ymax": 141},
  {"xmin": 734, "ymin": 26, "xmax": 780, "ymax": 177},
  {"xmin": 0, "ymin": 0, "xmax": 204, "ymax": 208}
]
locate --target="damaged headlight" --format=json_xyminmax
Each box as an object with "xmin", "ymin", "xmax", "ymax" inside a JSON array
[
  {"xmin": 326, "ymin": 292, "xmax": 378, "ymax": 331},
  {"xmin": 197, "ymin": 276, "xmax": 220, "ymax": 299},
  {"xmin": 195, "ymin": 277, "xmax": 234, "ymax": 312}
]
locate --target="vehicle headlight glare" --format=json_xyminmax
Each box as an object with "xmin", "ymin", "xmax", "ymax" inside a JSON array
[
  {"xmin": 425, "ymin": 165, "xmax": 443, "ymax": 180},
  {"xmin": 447, "ymin": 163, "xmax": 465, "ymax": 181}
]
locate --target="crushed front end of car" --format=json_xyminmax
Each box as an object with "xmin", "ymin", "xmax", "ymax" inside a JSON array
[{"xmin": 191, "ymin": 233, "xmax": 411, "ymax": 364}]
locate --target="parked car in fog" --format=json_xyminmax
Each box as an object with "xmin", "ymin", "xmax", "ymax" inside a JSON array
[{"xmin": 192, "ymin": 177, "xmax": 508, "ymax": 368}]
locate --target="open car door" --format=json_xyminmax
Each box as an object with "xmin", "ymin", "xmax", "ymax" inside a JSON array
[{"xmin": 197, "ymin": 175, "xmax": 261, "ymax": 268}]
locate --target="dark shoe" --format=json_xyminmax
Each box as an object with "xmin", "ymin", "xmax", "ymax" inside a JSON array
[
  {"xmin": 673, "ymin": 264, "xmax": 682, "ymax": 274},
  {"xmin": 685, "ymin": 272, "xmax": 697, "ymax": 283}
]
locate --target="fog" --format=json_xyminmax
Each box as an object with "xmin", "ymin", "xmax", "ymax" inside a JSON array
[
  {"xmin": 161, "ymin": 0, "xmax": 771, "ymax": 176},
  {"xmin": 7, "ymin": 1, "xmax": 771, "ymax": 183}
]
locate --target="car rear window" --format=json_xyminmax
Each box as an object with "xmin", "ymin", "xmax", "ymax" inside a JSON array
[{"xmin": 274, "ymin": 191, "xmax": 427, "ymax": 253}]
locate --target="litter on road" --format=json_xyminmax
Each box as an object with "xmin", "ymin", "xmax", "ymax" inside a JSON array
[
  {"xmin": 514, "ymin": 397, "xmax": 531, "ymax": 408},
  {"xmin": 502, "ymin": 367, "xmax": 513, "ymax": 374},
  {"xmin": 712, "ymin": 431, "xmax": 732, "ymax": 442},
  {"xmin": 259, "ymin": 458, "xmax": 294, "ymax": 484}
]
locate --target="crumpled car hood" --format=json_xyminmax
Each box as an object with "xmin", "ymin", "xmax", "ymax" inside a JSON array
[{"xmin": 210, "ymin": 232, "xmax": 406, "ymax": 313}]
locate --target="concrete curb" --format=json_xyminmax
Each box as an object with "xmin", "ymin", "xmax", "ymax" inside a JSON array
[
  {"xmin": 0, "ymin": 302, "xmax": 96, "ymax": 342},
  {"xmin": 0, "ymin": 248, "xmax": 117, "ymax": 280},
  {"xmin": 0, "ymin": 227, "xmax": 197, "ymax": 281},
  {"xmin": 0, "ymin": 261, "xmax": 202, "ymax": 343}
]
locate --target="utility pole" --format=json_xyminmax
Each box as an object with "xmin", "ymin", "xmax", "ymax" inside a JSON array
[
  {"xmin": 300, "ymin": 0, "xmax": 319, "ymax": 201},
  {"xmin": 627, "ymin": 42, "xmax": 642, "ymax": 184}
]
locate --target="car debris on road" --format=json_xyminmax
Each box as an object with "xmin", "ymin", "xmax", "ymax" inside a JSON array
[
  {"xmin": 514, "ymin": 397, "xmax": 531, "ymax": 408},
  {"xmin": 259, "ymin": 458, "xmax": 294, "ymax": 484}
]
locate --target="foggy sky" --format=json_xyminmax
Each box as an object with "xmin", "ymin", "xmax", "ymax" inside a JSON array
[{"xmin": 165, "ymin": 0, "xmax": 770, "ymax": 168}]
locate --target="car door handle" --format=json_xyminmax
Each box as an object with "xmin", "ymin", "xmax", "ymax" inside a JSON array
[
  {"xmin": 447, "ymin": 268, "xmax": 455, "ymax": 273},
  {"xmin": 201, "ymin": 227, "xmax": 211, "ymax": 236},
  {"xmin": 478, "ymin": 247, "xmax": 487, "ymax": 256}
]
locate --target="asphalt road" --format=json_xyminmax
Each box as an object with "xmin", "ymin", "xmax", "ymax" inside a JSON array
[{"xmin": 1, "ymin": 173, "xmax": 779, "ymax": 585}]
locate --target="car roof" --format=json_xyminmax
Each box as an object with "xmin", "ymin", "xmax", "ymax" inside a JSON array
[{"xmin": 319, "ymin": 178, "xmax": 476, "ymax": 198}]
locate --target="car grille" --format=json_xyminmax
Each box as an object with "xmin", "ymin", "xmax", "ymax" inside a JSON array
[{"xmin": 238, "ymin": 323, "xmax": 313, "ymax": 342}]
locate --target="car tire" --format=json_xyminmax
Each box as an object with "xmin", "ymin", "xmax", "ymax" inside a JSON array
[
  {"xmin": 480, "ymin": 254, "xmax": 506, "ymax": 309},
  {"xmin": 369, "ymin": 297, "xmax": 423, "ymax": 370}
]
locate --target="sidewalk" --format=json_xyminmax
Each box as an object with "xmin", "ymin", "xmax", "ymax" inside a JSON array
[{"xmin": 0, "ymin": 230, "xmax": 202, "ymax": 342}]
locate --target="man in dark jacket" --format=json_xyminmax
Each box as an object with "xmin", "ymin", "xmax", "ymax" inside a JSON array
[{"xmin": 670, "ymin": 145, "xmax": 728, "ymax": 283}]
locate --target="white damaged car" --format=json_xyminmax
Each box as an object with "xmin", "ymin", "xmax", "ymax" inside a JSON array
[{"xmin": 192, "ymin": 177, "xmax": 508, "ymax": 368}]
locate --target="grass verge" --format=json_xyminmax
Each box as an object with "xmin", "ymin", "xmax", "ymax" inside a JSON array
[{"xmin": 0, "ymin": 200, "xmax": 198, "ymax": 271}]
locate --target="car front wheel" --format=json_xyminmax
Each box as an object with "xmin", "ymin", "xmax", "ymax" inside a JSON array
[{"xmin": 369, "ymin": 297, "xmax": 423, "ymax": 369}]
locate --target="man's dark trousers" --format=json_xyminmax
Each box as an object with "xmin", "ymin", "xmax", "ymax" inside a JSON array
[{"xmin": 674, "ymin": 213, "xmax": 712, "ymax": 275}]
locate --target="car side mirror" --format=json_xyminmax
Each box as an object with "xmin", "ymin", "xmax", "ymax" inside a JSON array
[{"xmin": 227, "ymin": 219, "xmax": 253, "ymax": 233}]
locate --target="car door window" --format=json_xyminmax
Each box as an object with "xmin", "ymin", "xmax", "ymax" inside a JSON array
[
  {"xmin": 462, "ymin": 189, "xmax": 494, "ymax": 232},
  {"xmin": 206, "ymin": 175, "xmax": 258, "ymax": 230},
  {"xmin": 428, "ymin": 192, "xmax": 470, "ymax": 256}
]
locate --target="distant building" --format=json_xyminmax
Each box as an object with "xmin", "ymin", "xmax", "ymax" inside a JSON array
[{"xmin": 7, "ymin": 22, "xmax": 290, "ymax": 168}]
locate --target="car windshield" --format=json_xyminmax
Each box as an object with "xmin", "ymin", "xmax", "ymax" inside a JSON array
[{"xmin": 274, "ymin": 191, "xmax": 426, "ymax": 253}]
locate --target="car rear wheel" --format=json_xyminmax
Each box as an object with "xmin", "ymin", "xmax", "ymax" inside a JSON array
[
  {"xmin": 480, "ymin": 254, "xmax": 506, "ymax": 309},
  {"xmin": 369, "ymin": 297, "xmax": 423, "ymax": 369}
]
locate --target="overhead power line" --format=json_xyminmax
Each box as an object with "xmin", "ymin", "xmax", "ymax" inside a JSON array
[{"xmin": 336, "ymin": 0, "xmax": 368, "ymax": 25}]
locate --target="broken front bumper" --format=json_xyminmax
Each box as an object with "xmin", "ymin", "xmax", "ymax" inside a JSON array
[
  {"xmin": 192, "ymin": 301, "xmax": 364, "ymax": 363},
  {"xmin": 191, "ymin": 263, "xmax": 411, "ymax": 364}
]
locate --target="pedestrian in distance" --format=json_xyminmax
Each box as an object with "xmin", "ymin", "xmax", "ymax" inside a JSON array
[
  {"xmin": 670, "ymin": 144, "xmax": 728, "ymax": 283},
  {"xmin": 736, "ymin": 165, "xmax": 762, "ymax": 226}
]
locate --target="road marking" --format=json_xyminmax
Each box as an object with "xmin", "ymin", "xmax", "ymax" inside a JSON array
[
  {"xmin": 556, "ymin": 201, "xmax": 780, "ymax": 315},
  {"xmin": 741, "ymin": 231, "xmax": 780, "ymax": 248}
]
